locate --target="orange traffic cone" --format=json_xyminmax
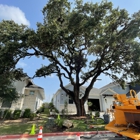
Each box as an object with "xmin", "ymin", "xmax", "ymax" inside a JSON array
[
  {"xmin": 76, "ymin": 133, "xmax": 80, "ymax": 140},
  {"xmin": 37, "ymin": 126, "xmax": 43, "ymax": 140}
]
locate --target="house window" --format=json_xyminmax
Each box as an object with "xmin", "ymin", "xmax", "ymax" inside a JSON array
[
  {"xmin": 69, "ymin": 96, "xmax": 73, "ymax": 104},
  {"xmin": 30, "ymin": 90, "xmax": 34, "ymax": 95},
  {"xmin": 1, "ymin": 100, "xmax": 12, "ymax": 108}
]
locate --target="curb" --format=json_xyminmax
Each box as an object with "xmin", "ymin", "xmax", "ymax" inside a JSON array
[{"xmin": 0, "ymin": 131, "xmax": 114, "ymax": 139}]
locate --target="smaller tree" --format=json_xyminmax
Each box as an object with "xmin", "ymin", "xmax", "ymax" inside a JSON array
[
  {"xmin": 0, "ymin": 76, "xmax": 19, "ymax": 102},
  {"xmin": 87, "ymin": 101, "xmax": 93, "ymax": 115},
  {"xmin": 64, "ymin": 100, "xmax": 68, "ymax": 116},
  {"xmin": 0, "ymin": 20, "xmax": 28, "ymax": 102}
]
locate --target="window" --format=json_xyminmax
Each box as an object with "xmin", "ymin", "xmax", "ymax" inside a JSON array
[
  {"xmin": 69, "ymin": 96, "xmax": 73, "ymax": 104},
  {"xmin": 30, "ymin": 90, "xmax": 34, "ymax": 95},
  {"xmin": 1, "ymin": 100, "xmax": 12, "ymax": 108}
]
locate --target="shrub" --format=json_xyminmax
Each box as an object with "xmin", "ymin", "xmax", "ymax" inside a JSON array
[
  {"xmin": 30, "ymin": 113, "xmax": 36, "ymax": 121},
  {"xmin": 3, "ymin": 109, "xmax": 12, "ymax": 119},
  {"xmin": 48, "ymin": 102, "xmax": 59, "ymax": 114},
  {"xmin": 87, "ymin": 102, "xmax": 93, "ymax": 107},
  {"xmin": 56, "ymin": 119, "xmax": 63, "ymax": 127},
  {"xmin": 61, "ymin": 109, "xmax": 65, "ymax": 116},
  {"xmin": 44, "ymin": 108, "xmax": 49, "ymax": 114},
  {"xmin": 95, "ymin": 111, "xmax": 99, "ymax": 117},
  {"xmin": 36, "ymin": 108, "xmax": 43, "ymax": 114},
  {"xmin": 48, "ymin": 102, "xmax": 55, "ymax": 111},
  {"xmin": 54, "ymin": 107, "xmax": 59, "ymax": 114},
  {"xmin": 22, "ymin": 108, "xmax": 31, "ymax": 118},
  {"xmin": 55, "ymin": 114, "xmax": 63, "ymax": 127},
  {"xmin": 13, "ymin": 110, "xmax": 21, "ymax": 119},
  {"xmin": 36, "ymin": 104, "xmax": 46, "ymax": 113}
]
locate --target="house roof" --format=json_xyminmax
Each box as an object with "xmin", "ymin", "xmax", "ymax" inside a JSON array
[
  {"xmin": 100, "ymin": 82, "xmax": 119, "ymax": 90},
  {"xmin": 53, "ymin": 83, "xmax": 71, "ymax": 96},
  {"xmin": 90, "ymin": 87, "xmax": 101, "ymax": 95},
  {"xmin": 53, "ymin": 84, "xmax": 101, "ymax": 98},
  {"xmin": 100, "ymin": 88, "xmax": 116, "ymax": 96},
  {"xmin": 25, "ymin": 81, "xmax": 43, "ymax": 89},
  {"xmin": 82, "ymin": 86, "xmax": 101, "ymax": 95},
  {"xmin": 25, "ymin": 79, "xmax": 45, "ymax": 99},
  {"xmin": 100, "ymin": 82, "xmax": 129, "ymax": 93}
]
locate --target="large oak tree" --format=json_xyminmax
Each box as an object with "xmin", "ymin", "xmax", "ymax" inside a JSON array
[
  {"xmin": 26, "ymin": 0, "xmax": 140, "ymax": 116},
  {"xmin": 1, "ymin": 0, "xmax": 140, "ymax": 116}
]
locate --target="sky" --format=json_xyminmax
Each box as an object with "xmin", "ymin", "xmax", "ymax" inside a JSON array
[{"xmin": 0, "ymin": 0, "xmax": 140, "ymax": 102}]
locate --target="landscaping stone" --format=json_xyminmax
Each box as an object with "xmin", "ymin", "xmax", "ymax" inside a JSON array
[{"xmin": 63, "ymin": 120, "xmax": 73, "ymax": 128}]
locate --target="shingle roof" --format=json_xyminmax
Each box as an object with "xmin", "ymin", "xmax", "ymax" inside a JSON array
[
  {"xmin": 26, "ymin": 84, "xmax": 43, "ymax": 89},
  {"xmin": 100, "ymin": 82, "xmax": 130, "ymax": 93},
  {"xmin": 25, "ymin": 80, "xmax": 43, "ymax": 89},
  {"xmin": 82, "ymin": 86, "xmax": 101, "ymax": 95},
  {"xmin": 100, "ymin": 82, "xmax": 118, "ymax": 90}
]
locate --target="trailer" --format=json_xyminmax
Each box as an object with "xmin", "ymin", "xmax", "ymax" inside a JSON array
[{"xmin": 105, "ymin": 90, "xmax": 140, "ymax": 140}]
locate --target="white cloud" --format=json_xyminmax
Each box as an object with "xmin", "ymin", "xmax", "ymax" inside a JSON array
[
  {"xmin": 17, "ymin": 61, "xmax": 27, "ymax": 68},
  {"xmin": 0, "ymin": 4, "xmax": 30, "ymax": 26}
]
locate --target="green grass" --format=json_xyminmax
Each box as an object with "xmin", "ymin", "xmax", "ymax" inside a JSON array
[
  {"xmin": 0, "ymin": 114, "xmax": 106, "ymax": 135},
  {"xmin": 0, "ymin": 113, "xmax": 49, "ymax": 135},
  {"xmin": 68, "ymin": 119, "xmax": 105, "ymax": 132},
  {"xmin": 0, "ymin": 124, "xmax": 32, "ymax": 135}
]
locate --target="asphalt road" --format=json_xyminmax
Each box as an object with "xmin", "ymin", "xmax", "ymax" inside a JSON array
[
  {"xmin": 7, "ymin": 137, "xmax": 128, "ymax": 140},
  {"xmin": 6, "ymin": 135, "xmax": 129, "ymax": 140}
]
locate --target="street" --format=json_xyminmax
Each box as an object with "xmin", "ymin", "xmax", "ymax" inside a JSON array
[{"xmin": 1, "ymin": 133, "xmax": 129, "ymax": 140}]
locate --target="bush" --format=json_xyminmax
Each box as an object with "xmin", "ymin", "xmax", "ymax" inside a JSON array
[
  {"xmin": 54, "ymin": 107, "xmax": 59, "ymax": 114},
  {"xmin": 48, "ymin": 102, "xmax": 59, "ymax": 114},
  {"xmin": 44, "ymin": 108, "xmax": 49, "ymax": 114},
  {"xmin": 55, "ymin": 114, "xmax": 63, "ymax": 127},
  {"xmin": 22, "ymin": 108, "xmax": 31, "ymax": 118},
  {"xmin": 30, "ymin": 113, "xmax": 36, "ymax": 121},
  {"xmin": 36, "ymin": 108, "xmax": 43, "ymax": 114},
  {"xmin": 95, "ymin": 111, "xmax": 99, "ymax": 117},
  {"xmin": 3, "ymin": 109, "xmax": 12, "ymax": 119},
  {"xmin": 48, "ymin": 102, "xmax": 55, "ymax": 111},
  {"xmin": 13, "ymin": 110, "xmax": 21, "ymax": 119},
  {"xmin": 61, "ymin": 109, "xmax": 65, "ymax": 116},
  {"xmin": 36, "ymin": 105, "xmax": 45, "ymax": 113}
]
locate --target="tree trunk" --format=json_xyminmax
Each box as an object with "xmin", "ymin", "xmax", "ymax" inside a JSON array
[{"xmin": 75, "ymin": 99, "xmax": 86, "ymax": 116}]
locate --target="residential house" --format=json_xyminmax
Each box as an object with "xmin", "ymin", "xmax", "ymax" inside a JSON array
[
  {"xmin": 100, "ymin": 82, "xmax": 130, "ymax": 112},
  {"xmin": 52, "ymin": 84, "xmax": 102, "ymax": 114},
  {"xmin": 52, "ymin": 82, "xmax": 132, "ymax": 114},
  {"xmin": 52, "ymin": 84, "xmax": 86, "ymax": 114},
  {"xmin": 0, "ymin": 77, "xmax": 45, "ymax": 113}
]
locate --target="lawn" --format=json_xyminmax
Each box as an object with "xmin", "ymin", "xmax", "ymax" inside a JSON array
[
  {"xmin": 0, "ymin": 113, "xmax": 106, "ymax": 135},
  {"xmin": 0, "ymin": 114, "xmax": 48, "ymax": 135}
]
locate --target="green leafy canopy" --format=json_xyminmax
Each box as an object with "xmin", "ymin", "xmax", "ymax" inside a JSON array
[{"xmin": 1, "ymin": 0, "xmax": 140, "ymax": 115}]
